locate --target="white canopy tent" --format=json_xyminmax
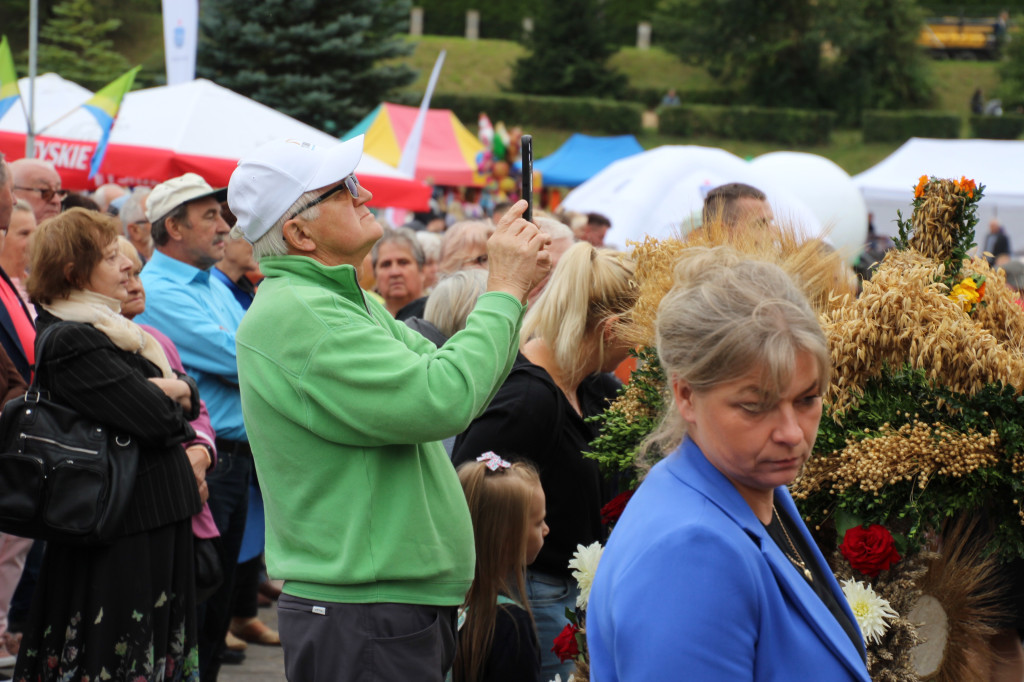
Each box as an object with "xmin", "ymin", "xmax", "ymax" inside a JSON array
[
  {"xmin": 854, "ymin": 138, "xmax": 1024, "ymax": 252},
  {"xmin": 0, "ymin": 76, "xmax": 429, "ymax": 208},
  {"xmin": 561, "ymin": 145, "xmax": 822, "ymax": 248}
]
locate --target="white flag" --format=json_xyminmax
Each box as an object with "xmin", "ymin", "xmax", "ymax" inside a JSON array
[{"xmin": 162, "ymin": 0, "xmax": 199, "ymax": 85}]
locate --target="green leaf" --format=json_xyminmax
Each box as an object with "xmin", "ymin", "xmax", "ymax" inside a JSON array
[
  {"xmin": 834, "ymin": 508, "xmax": 864, "ymax": 545},
  {"xmin": 892, "ymin": 532, "xmax": 909, "ymax": 557}
]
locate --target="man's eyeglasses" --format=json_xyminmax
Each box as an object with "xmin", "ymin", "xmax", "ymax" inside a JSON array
[
  {"xmin": 14, "ymin": 186, "xmax": 68, "ymax": 202},
  {"xmin": 286, "ymin": 175, "xmax": 360, "ymax": 221}
]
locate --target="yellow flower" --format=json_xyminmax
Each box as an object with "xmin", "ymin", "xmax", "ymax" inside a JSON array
[{"xmin": 949, "ymin": 277, "xmax": 980, "ymax": 312}]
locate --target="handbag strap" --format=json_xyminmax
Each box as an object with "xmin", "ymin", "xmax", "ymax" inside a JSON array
[{"xmin": 26, "ymin": 321, "xmax": 71, "ymax": 401}]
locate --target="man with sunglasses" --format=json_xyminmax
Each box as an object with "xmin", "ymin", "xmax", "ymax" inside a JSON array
[
  {"xmin": 228, "ymin": 135, "xmax": 551, "ymax": 682},
  {"xmin": 9, "ymin": 159, "xmax": 65, "ymax": 223}
]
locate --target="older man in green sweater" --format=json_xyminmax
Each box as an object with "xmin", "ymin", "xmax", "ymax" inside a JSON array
[{"xmin": 228, "ymin": 136, "xmax": 549, "ymax": 682}]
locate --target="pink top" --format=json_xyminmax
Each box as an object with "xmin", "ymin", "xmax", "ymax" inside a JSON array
[{"xmin": 142, "ymin": 324, "xmax": 220, "ymax": 539}]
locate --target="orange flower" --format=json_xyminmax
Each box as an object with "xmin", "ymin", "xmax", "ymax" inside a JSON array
[
  {"xmin": 914, "ymin": 175, "xmax": 928, "ymax": 198},
  {"xmin": 978, "ymin": 281, "xmax": 986, "ymax": 300},
  {"xmin": 955, "ymin": 176, "xmax": 976, "ymax": 198}
]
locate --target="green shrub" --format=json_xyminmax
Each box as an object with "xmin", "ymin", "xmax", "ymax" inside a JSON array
[
  {"xmin": 861, "ymin": 110, "xmax": 960, "ymax": 143},
  {"xmin": 969, "ymin": 115, "xmax": 1024, "ymax": 140},
  {"xmin": 624, "ymin": 87, "xmax": 737, "ymax": 109},
  {"xmin": 431, "ymin": 93, "xmax": 644, "ymax": 134},
  {"xmin": 658, "ymin": 104, "xmax": 835, "ymax": 145}
]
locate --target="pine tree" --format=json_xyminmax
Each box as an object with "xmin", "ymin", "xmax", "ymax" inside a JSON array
[
  {"xmin": 33, "ymin": 0, "xmax": 132, "ymax": 90},
  {"xmin": 198, "ymin": 0, "xmax": 417, "ymax": 134},
  {"xmin": 510, "ymin": 0, "xmax": 626, "ymax": 97}
]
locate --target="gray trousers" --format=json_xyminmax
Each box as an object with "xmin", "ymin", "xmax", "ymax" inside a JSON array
[{"xmin": 278, "ymin": 594, "xmax": 458, "ymax": 682}]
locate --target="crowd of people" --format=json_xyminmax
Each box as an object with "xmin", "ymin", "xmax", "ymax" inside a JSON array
[{"xmin": 1, "ymin": 134, "xmax": 1020, "ymax": 682}]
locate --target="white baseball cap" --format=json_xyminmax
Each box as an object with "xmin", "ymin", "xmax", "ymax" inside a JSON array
[
  {"xmin": 228, "ymin": 135, "xmax": 365, "ymax": 243},
  {"xmin": 145, "ymin": 173, "xmax": 227, "ymax": 224}
]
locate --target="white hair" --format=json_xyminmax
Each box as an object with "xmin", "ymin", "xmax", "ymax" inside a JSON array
[
  {"xmin": 120, "ymin": 187, "xmax": 151, "ymax": 231},
  {"xmin": 415, "ymin": 230, "xmax": 442, "ymax": 263},
  {"xmin": 535, "ymin": 216, "xmax": 574, "ymax": 242},
  {"xmin": 250, "ymin": 189, "xmax": 321, "ymax": 262}
]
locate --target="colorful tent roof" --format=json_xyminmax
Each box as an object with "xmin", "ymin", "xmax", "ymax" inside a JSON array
[
  {"xmin": 345, "ymin": 102, "xmax": 486, "ymax": 187},
  {"xmin": 532, "ymin": 133, "xmax": 644, "ymax": 187}
]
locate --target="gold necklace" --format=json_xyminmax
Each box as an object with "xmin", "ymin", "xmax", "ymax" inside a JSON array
[{"xmin": 772, "ymin": 503, "xmax": 813, "ymax": 583}]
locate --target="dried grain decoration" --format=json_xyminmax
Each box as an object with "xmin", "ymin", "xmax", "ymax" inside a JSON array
[
  {"xmin": 622, "ymin": 217, "xmax": 855, "ymax": 349},
  {"xmin": 913, "ymin": 517, "xmax": 1008, "ymax": 682},
  {"xmin": 970, "ymin": 257, "xmax": 1024, "ymax": 355},
  {"xmin": 822, "ymin": 248, "xmax": 1024, "ymax": 416},
  {"xmin": 793, "ymin": 421, "xmax": 1000, "ymax": 500}
]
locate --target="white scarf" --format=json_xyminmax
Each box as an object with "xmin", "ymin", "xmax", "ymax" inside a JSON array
[{"xmin": 42, "ymin": 289, "xmax": 175, "ymax": 379}]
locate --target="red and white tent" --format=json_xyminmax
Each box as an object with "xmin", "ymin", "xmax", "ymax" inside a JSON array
[{"xmin": 0, "ymin": 75, "xmax": 430, "ymax": 210}]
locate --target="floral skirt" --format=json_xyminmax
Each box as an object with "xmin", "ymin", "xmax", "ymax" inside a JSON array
[{"xmin": 13, "ymin": 519, "xmax": 198, "ymax": 682}]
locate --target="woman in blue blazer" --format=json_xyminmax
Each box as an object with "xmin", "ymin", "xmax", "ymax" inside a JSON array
[{"xmin": 587, "ymin": 247, "xmax": 872, "ymax": 682}]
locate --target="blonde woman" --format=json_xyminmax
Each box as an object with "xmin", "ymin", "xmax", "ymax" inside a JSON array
[
  {"xmin": 587, "ymin": 247, "xmax": 870, "ymax": 681},
  {"xmin": 453, "ymin": 242, "xmax": 637, "ymax": 678}
]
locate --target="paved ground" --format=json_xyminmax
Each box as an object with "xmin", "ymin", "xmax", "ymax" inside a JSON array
[{"xmin": 220, "ymin": 603, "xmax": 287, "ymax": 682}]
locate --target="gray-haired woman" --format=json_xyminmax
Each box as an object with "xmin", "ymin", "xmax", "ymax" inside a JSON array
[{"xmin": 587, "ymin": 246, "xmax": 870, "ymax": 682}]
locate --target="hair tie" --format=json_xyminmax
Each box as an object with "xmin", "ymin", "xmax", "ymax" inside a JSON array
[{"xmin": 476, "ymin": 452, "xmax": 511, "ymax": 471}]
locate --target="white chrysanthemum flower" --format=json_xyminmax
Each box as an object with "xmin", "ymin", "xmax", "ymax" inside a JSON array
[
  {"xmin": 568, "ymin": 541, "xmax": 604, "ymax": 610},
  {"xmin": 841, "ymin": 579, "xmax": 899, "ymax": 644}
]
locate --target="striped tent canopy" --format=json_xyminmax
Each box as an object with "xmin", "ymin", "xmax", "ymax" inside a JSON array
[{"xmin": 345, "ymin": 102, "xmax": 486, "ymax": 187}]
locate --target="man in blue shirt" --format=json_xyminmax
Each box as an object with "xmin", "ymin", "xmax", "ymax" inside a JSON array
[{"xmin": 136, "ymin": 173, "xmax": 248, "ymax": 681}]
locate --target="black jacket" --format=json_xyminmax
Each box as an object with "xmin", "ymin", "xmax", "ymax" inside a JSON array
[
  {"xmin": 35, "ymin": 311, "xmax": 202, "ymax": 535},
  {"xmin": 453, "ymin": 353, "xmax": 620, "ymax": 577}
]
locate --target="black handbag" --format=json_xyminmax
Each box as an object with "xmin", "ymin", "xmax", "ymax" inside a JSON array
[{"xmin": 0, "ymin": 322, "xmax": 139, "ymax": 545}]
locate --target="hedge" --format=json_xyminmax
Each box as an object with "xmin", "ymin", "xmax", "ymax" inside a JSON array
[
  {"xmin": 861, "ymin": 110, "xmax": 961, "ymax": 143},
  {"xmin": 430, "ymin": 93, "xmax": 644, "ymax": 135},
  {"xmin": 624, "ymin": 86, "xmax": 738, "ymax": 110},
  {"xmin": 658, "ymin": 104, "xmax": 835, "ymax": 145},
  {"xmin": 969, "ymin": 114, "xmax": 1024, "ymax": 139}
]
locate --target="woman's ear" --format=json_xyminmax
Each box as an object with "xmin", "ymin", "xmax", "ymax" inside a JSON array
[
  {"xmin": 601, "ymin": 315, "xmax": 620, "ymax": 341},
  {"xmin": 63, "ymin": 261, "xmax": 75, "ymax": 285},
  {"xmin": 672, "ymin": 377, "xmax": 697, "ymax": 423}
]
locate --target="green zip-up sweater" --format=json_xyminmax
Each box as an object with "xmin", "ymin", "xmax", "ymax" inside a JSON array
[{"xmin": 236, "ymin": 256, "xmax": 524, "ymax": 606}]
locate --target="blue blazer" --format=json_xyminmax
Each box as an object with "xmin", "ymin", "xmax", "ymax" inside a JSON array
[{"xmin": 587, "ymin": 438, "xmax": 871, "ymax": 682}]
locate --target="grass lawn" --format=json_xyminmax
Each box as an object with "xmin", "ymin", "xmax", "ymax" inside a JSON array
[
  {"xmin": 930, "ymin": 59, "xmax": 1002, "ymax": 115},
  {"xmin": 399, "ymin": 37, "xmax": 718, "ymax": 95},
  {"xmin": 398, "ymin": 35, "xmax": 525, "ymax": 93}
]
